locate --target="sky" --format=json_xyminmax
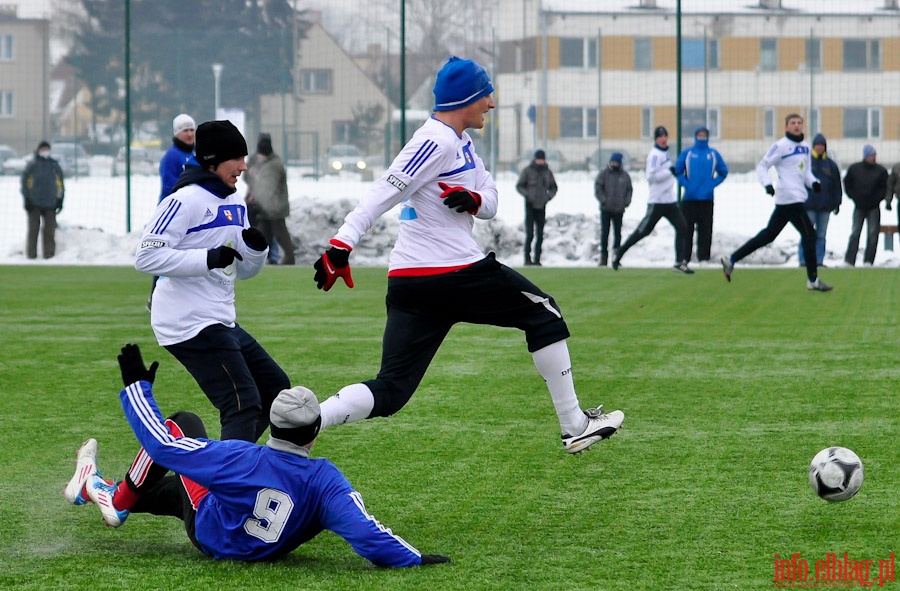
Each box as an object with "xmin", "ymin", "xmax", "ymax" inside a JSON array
[{"xmin": 3, "ymin": 156, "xmax": 897, "ymax": 277}]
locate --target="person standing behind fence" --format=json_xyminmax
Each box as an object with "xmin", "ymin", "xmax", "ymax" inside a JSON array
[
  {"xmin": 800, "ymin": 134, "xmax": 842, "ymax": 267},
  {"xmin": 672, "ymin": 125, "xmax": 728, "ymax": 264},
  {"xmin": 613, "ymin": 125, "xmax": 693, "ymax": 274},
  {"xmin": 885, "ymin": 158, "xmax": 900, "ymax": 232},
  {"xmin": 21, "ymin": 140, "xmax": 64, "ymax": 260},
  {"xmin": 594, "ymin": 152, "xmax": 632, "ymax": 267},
  {"xmin": 516, "ymin": 149, "xmax": 557, "ymax": 266},
  {"xmin": 843, "ymin": 145, "xmax": 888, "ymax": 267},
  {"xmin": 244, "ymin": 133, "xmax": 295, "ymax": 265}
]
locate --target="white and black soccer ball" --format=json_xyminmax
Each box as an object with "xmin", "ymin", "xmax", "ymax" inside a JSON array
[{"xmin": 808, "ymin": 446, "xmax": 864, "ymax": 502}]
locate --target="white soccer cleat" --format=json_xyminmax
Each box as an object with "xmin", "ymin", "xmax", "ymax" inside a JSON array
[
  {"xmin": 63, "ymin": 439, "xmax": 99, "ymax": 506},
  {"xmin": 562, "ymin": 407, "xmax": 625, "ymax": 454},
  {"xmin": 85, "ymin": 474, "xmax": 129, "ymax": 528}
]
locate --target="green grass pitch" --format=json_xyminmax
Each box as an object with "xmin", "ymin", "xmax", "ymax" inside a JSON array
[{"xmin": 1, "ymin": 264, "xmax": 898, "ymax": 590}]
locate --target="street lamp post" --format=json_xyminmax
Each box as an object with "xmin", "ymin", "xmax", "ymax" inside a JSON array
[{"xmin": 212, "ymin": 63, "xmax": 223, "ymax": 118}]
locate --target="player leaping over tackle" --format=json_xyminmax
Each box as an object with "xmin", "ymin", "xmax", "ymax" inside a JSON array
[{"xmin": 311, "ymin": 56, "xmax": 624, "ymax": 454}]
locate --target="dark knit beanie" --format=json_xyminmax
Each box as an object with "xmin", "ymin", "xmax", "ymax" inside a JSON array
[
  {"xmin": 257, "ymin": 132, "xmax": 273, "ymax": 157},
  {"xmin": 195, "ymin": 120, "xmax": 248, "ymax": 168}
]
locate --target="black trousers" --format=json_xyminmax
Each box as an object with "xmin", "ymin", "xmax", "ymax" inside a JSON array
[
  {"xmin": 165, "ymin": 323, "xmax": 290, "ymax": 442},
  {"xmin": 599, "ymin": 210, "xmax": 624, "ymax": 257},
  {"xmin": 680, "ymin": 200, "xmax": 714, "ymax": 262},
  {"xmin": 617, "ymin": 202, "xmax": 689, "ymax": 264},
  {"xmin": 363, "ymin": 253, "xmax": 570, "ymax": 418},
  {"xmin": 731, "ymin": 202, "xmax": 818, "ymax": 280},
  {"xmin": 524, "ymin": 206, "xmax": 547, "ymax": 263},
  {"xmin": 128, "ymin": 411, "xmax": 207, "ymax": 550}
]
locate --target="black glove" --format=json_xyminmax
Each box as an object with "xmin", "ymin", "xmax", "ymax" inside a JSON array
[
  {"xmin": 420, "ymin": 554, "xmax": 451, "ymax": 565},
  {"xmin": 812, "ymin": 182, "xmax": 821, "ymax": 193},
  {"xmin": 242, "ymin": 227, "xmax": 268, "ymax": 251},
  {"xmin": 765, "ymin": 185, "xmax": 775, "ymax": 196},
  {"xmin": 55, "ymin": 200, "xmax": 63, "ymax": 214},
  {"xmin": 833, "ymin": 206, "xmax": 840, "ymax": 215},
  {"xmin": 117, "ymin": 343, "xmax": 159, "ymax": 387},
  {"xmin": 207, "ymin": 245, "xmax": 243, "ymax": 270},
  {"xmin": 669, "ymin": 166, "xmax": 677, "ymax": 176},
  {"xmin": 886, "ymin": 202, "xmax": 892, "ymax": 212},
  {"xmin": 438, "ymin": 182, "xmax": 482, "ymax": 214}
]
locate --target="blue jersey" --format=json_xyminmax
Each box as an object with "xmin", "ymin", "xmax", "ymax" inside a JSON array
[{"xmin": 119, "ymin": 381, "xmax": 423, "ymax": 566}]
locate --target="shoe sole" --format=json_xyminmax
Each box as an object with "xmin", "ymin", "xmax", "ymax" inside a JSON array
[
  {"xmin": 64, "ymin": 439, "xmax": 98, "ymax": 505},
  {"xmin": 564, "ymin": 419, "xmax": 625, "ymax": 454}
]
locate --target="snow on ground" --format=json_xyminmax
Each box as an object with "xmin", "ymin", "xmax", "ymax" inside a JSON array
[{"xmin": 3, "ymin": 155, "xmax": 898, "ymax": 269}]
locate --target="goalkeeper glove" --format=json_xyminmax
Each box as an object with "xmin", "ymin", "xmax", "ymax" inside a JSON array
[
  {"xmin": 420, "ymin": 554, "xmax": 451, "ymax": 566},
  {"xmin": 314, "ymin": 243, "xmax": 354, "ymax": 291},
  {"xmin": 207, "ymin": 246, "xmax": 243, "ymax": 270},
  {"xmin": 117, "ymin": 343, "xmax": 159, "ymax": 387},
  {"xmin": 438, "ymin": 182, "xmax": 482, "ymax": 214}
]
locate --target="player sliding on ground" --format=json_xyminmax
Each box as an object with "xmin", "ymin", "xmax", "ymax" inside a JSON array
[
  {"xmin": 63, "ymin": 344, "xmax": 449, "ymax": 568},
  {"xmin": 312, "ymin": 56, "xmax": 624, "ymax": 454}
]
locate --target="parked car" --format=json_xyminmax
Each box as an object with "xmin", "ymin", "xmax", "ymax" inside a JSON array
[
  {"xmin": 0, "ymin": 145, "xmax": 21, "ymax": 175},
  {"xmin": 51, "ymin": 142, "xmax": 91, "ymax": 177},
  {"xmin": 112, "ymin": 146, "xmax": 158, "ymax": 176},
  {"xmin": 324, "ymin": 144, "xmax": 367, "ymax": 174},
  {"xmin": 514, "ymin": 148, "xmax": 566, "ymax": 174}
]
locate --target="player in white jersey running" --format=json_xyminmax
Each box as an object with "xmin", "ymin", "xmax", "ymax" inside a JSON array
[
  {"xmin": 135, "ymin": 121, "xmax": 291, "ymax": 442},
  {"xmin": 311, "ymin": 56, "xmax": 624, "ymax": 454},
  {"xmin": 721, "ymin": 113, "xmax": 833, "ymax": 292}
]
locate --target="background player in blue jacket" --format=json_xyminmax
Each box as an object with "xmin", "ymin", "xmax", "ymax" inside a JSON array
[
  {"xmin": 672, "ymin": 126, "xmax": 728, "ymax": 264},
  {"xmin": 63, "ymin": 344, "xmax": 449, "ymax": 568}
]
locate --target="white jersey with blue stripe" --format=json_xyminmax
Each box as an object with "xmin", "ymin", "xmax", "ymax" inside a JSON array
[
  {"xmin": 135, "ymin": 183, "xmax": 267, "ymax": 345},
  {"xmin": 645, "ymin": 145, "xmax": 677, "ymax": 204},
  {"xmin": 757, "ymin": 136, "xmax": 818, "ymax": 205},
  {"xmin": 119, "ymin": 380, "xmax": 423, "ymax": 566},
  {"xmin": 333, "ymin": 115, "xmax": 499, "ymax": 273}
]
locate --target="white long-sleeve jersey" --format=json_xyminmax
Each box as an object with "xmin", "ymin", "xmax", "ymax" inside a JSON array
[
  {"xmin": 757, "ymin": 136, "xmax": 817, "ymax": 205},
  {"xmin": 645, "ymin": 145, "xmax": 676, "ymax": 204},
  {"xmin": 333, "ymin": 116, "xmax": 499, "ymax": 275},
  {"xmin": 135, "ymin": 182, "xmax": 267, "ymax": 345}
]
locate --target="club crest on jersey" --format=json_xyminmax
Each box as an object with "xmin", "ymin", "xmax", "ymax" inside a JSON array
[{"xmin": 386, "ymin": 174, "xmax": 407, "ymax": 191}]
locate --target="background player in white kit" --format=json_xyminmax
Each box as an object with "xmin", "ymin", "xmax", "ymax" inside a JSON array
[{"xmin": 312, "ymin": 56, "xmax": 624, "ymax": 454}]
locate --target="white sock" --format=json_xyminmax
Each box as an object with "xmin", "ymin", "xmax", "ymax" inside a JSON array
[
  {"xmin": 319, "ymin": 383, "xmax": 375, "ymax": 429},
  {"xmin": 532, "ymin": 340, "xmax": 588, "ymax": 436}
]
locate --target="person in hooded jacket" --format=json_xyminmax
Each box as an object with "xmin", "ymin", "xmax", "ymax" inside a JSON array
[
  {"xmin": 594, "ymin": 152, "xmax": 632, "ymax": 267},
  {"xmin": 244, "ymin": 133, "xmax": 295, "ymax": 265},
  {"xmin": 516, "ymin": 149, "xmax": 558, "ymax": 265},
  {"xmin": 135, "ymin": 120, "xmax": 290, "ymax": 443},
  {"xmin": 843, "ymin": 145, "xmax": 888, "ymax": 267},
  {"xmin": 800, "ymin": 134, "xmax": 842, "ymax": 267},
  {"xmin": 672, "ymin": 126, "xmax": 728, "ymax": 263},
  {"xmin": 21, "ymin": 140, "xmax": 64, "ymax": 259}
]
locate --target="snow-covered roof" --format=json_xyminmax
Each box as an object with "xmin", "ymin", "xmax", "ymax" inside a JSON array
[{"xmin": 542, "ymin": 0, "xmax": 900, "ymax": 16}]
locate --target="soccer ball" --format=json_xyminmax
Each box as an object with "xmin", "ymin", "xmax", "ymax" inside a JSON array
[{"xmin": 808, "ymin": 446, "xmax": 864, "ymax": 502}]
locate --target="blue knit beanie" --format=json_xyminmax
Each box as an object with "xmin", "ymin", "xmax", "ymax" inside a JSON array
[
  {"xmin": 433, "ymin": 57, "xmax": 494, "ymax": 112},
  {"xmin": 610, "ymin": 152, "xmax": 623, "ymax": 164},
  {"xmin": 863, "ymin": 144, "xmax": 876, "ymax": 159}
]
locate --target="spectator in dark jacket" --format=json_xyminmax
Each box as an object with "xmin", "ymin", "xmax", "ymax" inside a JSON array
[
  {"xmin": 244, "ymin": 133, "xmax": 294, "ymax": 265},
  {"xmin": 20, "ymin": 140, "xmax": 65, "ymax": 259},
  {"xmin": 800, "ymin": 133, "xmax": 842, "ymax": 266},
  {"xmin": 672, "ymin": 126, "xmax": 728, "ymax": 263},
  {"xmin": 844, "ymin": 144, "xmax": 888, "ymax": 266},
  {"xmin": 885, "ymin": 159, "xmax": 900, "ymax": 231},
  {"xmin": 594, "ymin": 152, "xmax": 633, "ymax": 267},
  {"xmin": 516, "ymin": 149, "xmax": 558, "ymax": 266}
]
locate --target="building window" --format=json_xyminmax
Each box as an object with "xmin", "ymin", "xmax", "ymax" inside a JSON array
[
  {"xmin": 844, "ymin": 108, "xmax": 881, "ymax": 139},
  {"xmin": 0, "ymin": 90, "xmax": 13, "ymax": 117},
  {"xmin": 0, "ymin": 35, "xmax": 12, "ymax": 61},
  {"xmin": 560, "ymin": 37, "xmax": 597, "ymax": 69},
  {"xmin": 760, "ymin": 38, "xmax": 777, "ymax": 71},
  {"xmin": 763, "ymin": 108, "xmax": 775, "ymax": 138},
  {"xmin": 682, "ymin": 108, "xmax": 719, "ymax": 140},
  {"xmin": 681, "ymin": 38, "xmax": 718, "ymax": 70},
  {"xmin": 333, "ymin": 121, "xmax": 355, "ymax": 144},
  {"xmin": 806, "ymin": 38, "xmax": 822, "ymax": 72},
  {"xmin": 300, "ymin": 69, "xmax": 332, "ymax": 94},
  {"xmin": 560, "ymin": 107, "xmax": 598, "ymax": 138},
  {"xmin": 843, "ymin": 40, "xmax": 881, "ymax": 71},
  {"xmin": 641, "ymin": 107, "xmax": 653, "ymax": 139},
  {"xmin": 634, "ymin": 38, "xmax": 652, "ymax": 71}
]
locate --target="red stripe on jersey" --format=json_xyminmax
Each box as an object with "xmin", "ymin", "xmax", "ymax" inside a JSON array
[
  {"xmin": 388, "ymin": 263, "xmax": 475, "ymax": 277},
  {"xmin": 165, "ymin": 418, "xmax": 210, "ymax": 509}
]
